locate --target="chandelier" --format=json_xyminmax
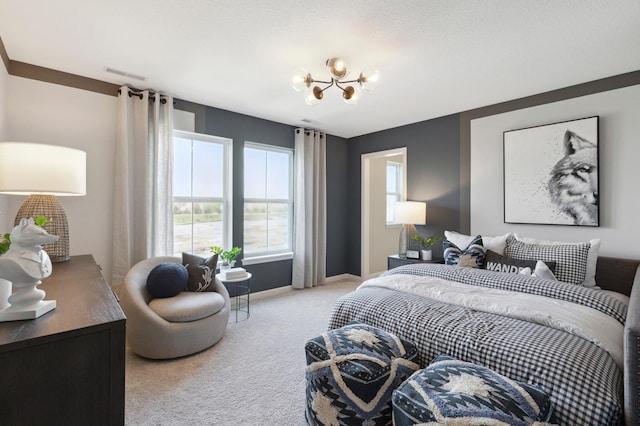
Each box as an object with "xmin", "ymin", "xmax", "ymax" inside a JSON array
[{"xmin": 291, "ymin": 58, "xmax": 380, "ymax": 105}]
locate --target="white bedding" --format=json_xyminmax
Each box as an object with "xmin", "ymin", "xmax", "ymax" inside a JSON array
[{"xmin": 359, "ymin": 274, "xmax": 624, "ymax": 369}]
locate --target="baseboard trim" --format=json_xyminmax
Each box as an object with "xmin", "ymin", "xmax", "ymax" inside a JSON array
[
  {"xmin": 251, "ymin": 274, "xmax": 362, "ymax": 300},
  {"xmin": 251, "ymin": 285, "xmax": 292, "ymax": 300},
  {"xmin": 325, "ymin": 273, "xmax": 362, "ymax": 283}
]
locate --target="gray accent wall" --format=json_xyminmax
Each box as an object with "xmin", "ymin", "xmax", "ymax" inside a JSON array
[
  {"xmin": 174, "ymin": 99, "xmax": 349, "ymax": 292},
  {"xmin": 346, "ymin": 114, "xmax": 461, "ymax": 276},
  {"xmin": 326, "ymin": 134, "xmax": 349, "ymax": 277}
]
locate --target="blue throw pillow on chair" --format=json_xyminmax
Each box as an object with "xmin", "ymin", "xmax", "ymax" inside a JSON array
[{"xmin": 146, "ymin": 262, "xmax": 188, "ymax": 298}]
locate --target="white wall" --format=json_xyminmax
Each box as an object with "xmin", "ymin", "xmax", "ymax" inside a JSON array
[
  {"xmin": 0, "ymin": 61, "xmax": 8, "ymax": 233},
  {"xmin": 7, "ymin": 76, "xmax": 117, "ymax": 281},
  {"xmin": 0, "ymin": 63, "xmax": 7, "ymax": 139},
  {"xmin": 470, "ymin": 84, "xmax": 640, "ymax": 258}
]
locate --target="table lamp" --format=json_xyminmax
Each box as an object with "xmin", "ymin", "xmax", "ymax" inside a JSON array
[
  {"xmin": 394, "ymin": 201, "xmax": 426, "ymax": 257},
  {"xmin": 0, "ymin": 142, "xmax": 86, "ymax": 262}
]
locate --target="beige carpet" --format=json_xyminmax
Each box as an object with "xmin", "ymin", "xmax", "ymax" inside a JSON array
[{"xmin": 125, "ymin": 279, "xmax": 361, "ymax": 425}]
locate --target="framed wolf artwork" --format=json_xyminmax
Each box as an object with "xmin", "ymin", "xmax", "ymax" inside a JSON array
[{"xmin": 503, "ymin": 116, "xmax": 599, "ymax": 226}]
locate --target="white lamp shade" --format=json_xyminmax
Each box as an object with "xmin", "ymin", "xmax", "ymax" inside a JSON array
[
  {"xmin": 394, "ymin": 201, "xmax": 426, "ymax": 225},
  {"xmin": 0, "ymin": 142, "xmax": 86, "ymax": 195}
]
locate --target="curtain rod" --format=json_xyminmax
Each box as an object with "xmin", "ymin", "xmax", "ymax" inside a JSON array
[
  {"xmin": 117, "ymin": 88, "xmax": 171, "ymax": 105},
  {"xmin": 296, "ymin": 128, "xmax": 325, "ymax": 138}
]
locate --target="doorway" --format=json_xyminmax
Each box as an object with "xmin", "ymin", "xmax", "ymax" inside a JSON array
[{"xmin": 361, "ymin": 147, "xmax": 407, "ymax": 279}]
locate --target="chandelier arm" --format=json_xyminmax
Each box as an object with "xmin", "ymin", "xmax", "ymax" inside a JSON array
[
  {"xmin": 311, "ymin": 79, "xmax": 332, "ymax": 85},
  {"xmin": 336, "ymin": 78, "xmax": 361, "ymax": 84},
  {"xmin": 334, "ymin": 80, "xmax": 351, "ymax": 93},
  {"xmin": 319, "ymin": 79, "xmax": 335, "ymax": 92}
]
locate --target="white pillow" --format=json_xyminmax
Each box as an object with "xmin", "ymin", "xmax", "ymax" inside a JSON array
[
  {"xmin": 519, "ymin": 261, "xmax": 557, "ymax": 281},
  {"xmin": 444, "ymin": 231, "xmax": 511, "ymax": 255},
  {"xmin": 513, "ymin": 234, "xmax": 600, "ymax": 287}
]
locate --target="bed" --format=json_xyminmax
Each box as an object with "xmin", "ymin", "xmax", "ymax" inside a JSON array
[{"xmin": 328, "ymin": 253, "xmax": 640, "ymax": 425}]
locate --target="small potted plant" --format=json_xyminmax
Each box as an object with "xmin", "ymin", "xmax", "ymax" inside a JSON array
[
  {"xmin": 412, "ymin": 234, "xmax": 442, "ymax": 261},
  {"xmin": 210, "ymin": 246, "xmax": 242, "ymax": 269}
]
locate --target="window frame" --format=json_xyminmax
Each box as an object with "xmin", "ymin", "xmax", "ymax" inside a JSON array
[
  {"xmin": 386, "ymin": 160, "xmax": 404, "ymax": 226},
  {"xmin": 172, "ymin": 130, "xmax": 233, "ymax": 255},
  {"xmin": 242, "ymin": 141, "xmax": 294, "ymax": 264}
]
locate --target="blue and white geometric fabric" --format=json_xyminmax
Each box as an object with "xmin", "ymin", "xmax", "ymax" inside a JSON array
[
  {"xmin": 443, "ymin": 234, "xmax": 486, "ymax": 268},
  {"xmin": 305, "ymin": 323, "xmax": 420, "ymax": 426},
  {"xmin": 392, "ymin": 356, "xmax": 556, "ymax": 426}
]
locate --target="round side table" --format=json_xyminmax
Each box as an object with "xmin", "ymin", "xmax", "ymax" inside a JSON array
[{"xmin": 217, "ymin": 272, "xmax": 252, "ymax": 323}]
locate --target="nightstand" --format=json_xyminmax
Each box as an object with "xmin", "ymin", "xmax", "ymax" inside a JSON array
[{"xmin": 387, "ymin": 255, "xmax": 444, "ymax": 270}]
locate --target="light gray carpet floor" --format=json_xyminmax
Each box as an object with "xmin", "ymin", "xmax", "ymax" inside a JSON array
[{"xmin": 125, "ymin": 279, "xmax": 361, "ymax": 425}]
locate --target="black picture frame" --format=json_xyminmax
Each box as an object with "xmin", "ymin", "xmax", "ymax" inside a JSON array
[{"xmin": 503, "ymin": 116, "xmax": 599, "ymax": 226}]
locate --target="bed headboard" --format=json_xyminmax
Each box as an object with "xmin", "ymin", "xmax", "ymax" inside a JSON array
[{"xmin": 596, "ymin": 256, "xmax": 640, "ymax": 296}]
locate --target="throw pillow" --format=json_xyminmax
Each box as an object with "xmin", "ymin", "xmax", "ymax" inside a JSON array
[
  {"xmin": 392, "ymin": 355, "xmax": 555, "ymax": 426},
  {"xmin": 443, "ymin": 234, "xmax": 486, "ymax": 268},
  {"xmin": 444, "ymin": 231, "xmax": 511, "ymax": 255},
  {"xmin": 146, "ymin": 262, "xmax": 188, "ymax": 298},
  {"xmin": 182, "ymin": 252, "xmax": 219, "ymax": 292},
  {"xmin": 519, "ymin": 261, "xmax": 558, "ymax": 281},
  {"xmin": 513, "ymin": 234, "xmax": 599, "ymax": 287},
  {"xmin": 504, "ymin": 236, "xmax": 589, "ymax": 285},
  {"xmin": 485, "ymin": 250, "xmax": 557, "ymax": 275}
]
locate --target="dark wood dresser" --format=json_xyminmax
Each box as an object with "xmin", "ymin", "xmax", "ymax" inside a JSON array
[{"xmin": 0, "ymin": 254, "xmax": 126, "ymax": 425}]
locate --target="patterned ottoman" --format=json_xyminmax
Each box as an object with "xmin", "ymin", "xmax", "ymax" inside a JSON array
[
  {"xmin": 392, "ymin": 355, "xmax": 556, "ymax": 426},
  {"xmin": 305, "ymin": 323, "xmax": 420, "ymax": 426}
]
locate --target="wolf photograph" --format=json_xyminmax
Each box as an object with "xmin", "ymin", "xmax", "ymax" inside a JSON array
[{"xmin": 503, "ymin": 116, "xmax": 599, "ymax": 226}]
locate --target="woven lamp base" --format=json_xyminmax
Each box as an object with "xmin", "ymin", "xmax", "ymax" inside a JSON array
[{"xmin": 14, "ymin": 194, "xmax": 70, "ymax": 263}]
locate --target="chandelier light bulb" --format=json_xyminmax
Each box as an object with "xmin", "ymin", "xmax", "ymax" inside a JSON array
[
  {"xmin": 360, "ymin": 70, "xmax": 381, "ymax": 91},
  {"xmin": 313, "ymin": 86, "xmax": 324, "ymax": 100},
  {"xmin": 292, "ymin": 68, "xmax": 312, "ymax": 92},
  {"xmin": 304, "ymin": 87, "xmax": 322, "ymax": 105},
  {"xmin": 343, "ymin": 85, "xmax": 360, "ymax": 105},
  {"xmin": 343, "ymin": 86, "xmax": 355, "ymax": 100},
  {"xmin": 326, "ymin": 57, "xmax": 348, "ymax": 79}
]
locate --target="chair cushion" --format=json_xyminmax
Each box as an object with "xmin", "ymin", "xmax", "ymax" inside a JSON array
[
  {"xmin": 146, "ymin": 262, "xmax": 188, "ymax": 298},
  {"xmin": 149, "ymin": 291, "xmax": 225, "ymax": 322}
]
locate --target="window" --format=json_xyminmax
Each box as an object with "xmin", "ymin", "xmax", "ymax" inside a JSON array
[
  {"xmin": 243, "ymin": 142, "xmax": 293, "ymax": 260},
  {"xmin": 173, "ymin": 131, "xmax": 232, "ymax": 257},
  {"xmin": 386, "ymin": 161, "xmax": 403, "ymax": 224}
]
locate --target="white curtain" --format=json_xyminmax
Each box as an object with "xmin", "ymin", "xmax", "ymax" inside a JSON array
[
  {"xmin": 111, "ymin": 86, "xmax": 174, "ymax": 285},
  {"xmin": 292, "ymin": 128, "xmax": 327, "ymax": 289}
]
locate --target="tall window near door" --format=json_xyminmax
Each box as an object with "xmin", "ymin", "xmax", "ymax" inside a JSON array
[
  {"xmin": 244, "ymin": 143, "xmax": 293, "ymax": 259},
  {"xmin": 173, "ymin": 131, "xmax": 232, "ymax": 257},
  {"xmin": 386, "ymin": 161, "xmax": 403, "ymax": 224}
]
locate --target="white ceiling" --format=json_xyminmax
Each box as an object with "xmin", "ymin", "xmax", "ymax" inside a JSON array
[{"xmin": 1, "ymin": 0, "xmax": 639, "ymax": 138}]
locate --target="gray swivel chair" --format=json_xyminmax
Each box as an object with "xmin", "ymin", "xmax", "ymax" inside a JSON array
[{"xmin": 120, "ymin": 256, "xmax": 230, "ymax": 359}]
